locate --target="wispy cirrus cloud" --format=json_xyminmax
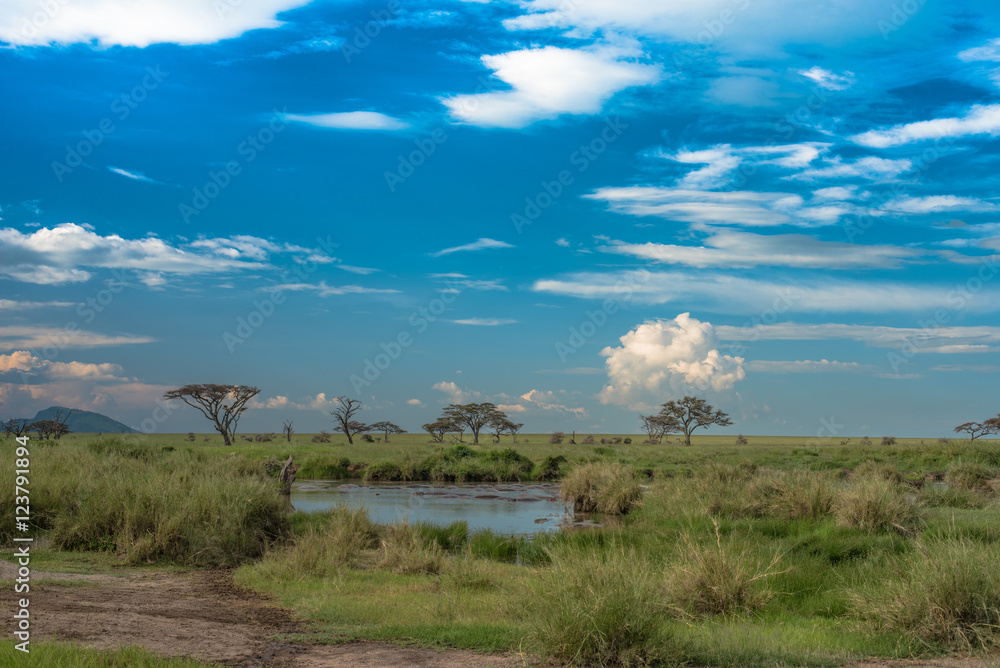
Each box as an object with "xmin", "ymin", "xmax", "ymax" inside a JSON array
[
  {"xmin": 0, "ymin": 326, "xmax": 155, "ymax": 351},
  {"xmin": 449, "ymin": 318, "xmax": 517, "ymax": 326},
  {"xmin": 107, "ymin": 167, "xmax": 164, "ymax": 185},
  {"xmin": 429, "ymin": 238, "xmax": 514, "ymax": 257},
  {"xmin": 267, "ymin": 282, "xmax": 400, "ymax": 297},
  {"xmin": 851, "ymin": 104, "xmax": 1000, "ymax": 148},
  {"xmin": 287, "ymin": 111, "xmax": 411, "ymax": 131}
]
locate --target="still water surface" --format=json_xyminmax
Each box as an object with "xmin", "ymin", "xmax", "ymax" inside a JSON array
[{"xmin": 291, "ymin": 480, "xmax": 574, "ymax": 535}]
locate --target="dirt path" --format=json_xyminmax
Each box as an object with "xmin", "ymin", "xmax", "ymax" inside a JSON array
[{"xmin": 0, "ymin": 561, "xmax": 521, "ymax": 667}]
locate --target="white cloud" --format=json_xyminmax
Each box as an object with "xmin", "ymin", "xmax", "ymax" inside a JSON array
[
  {"xmin": 0, "ymin": 0, "xmax": 312, "ymax": 47},
  {"xmin": 442, "ymin": 44, "xmax": 660, "ymax": 128},
  {"xmin": 0, "ymin": 299, "xmax": 73, "ymax": 310},
  {"xmin": 598, "ymin": 313, "xmax": 745, "ymax": 409},
  {"xmin": 286, "ymin": 111, "xmax": 411, "ymax": 131},
  {"xmin": 450, "ymin": 318, "xmax": 517, "ymax": 326},
  {"xmin": 791, "ymin": 156, "xmax": 911, "ymax": 180},
  {"xmin": 882, "ymin": 196, "xmax": 996, "ymax": 214},
  {"xmin": 657, "ymin": 142, "xmax": 829, "ymax": 190},
  {"xmin": 0, "ymin": 350, "xmax": 126, "ymax": 381},
  {"xmin": 958, "ymin": 39, "xmax": 1000, "ymax": 62},
  {"xmin": 555, "ymin": 237, "xmax": 570, "ymax": 247},
  {"xmin": 518, "ymin": 389, "xmax": 588, "ymax": 418},
  {"xmin": 337, "ymin": 265, "xmax": 380, "ymax": 275},
  {"xmin": 532, "ymin": 270, "xmax": 1000, "ymax": 313},
  {"xmin": 407, "ymin": 398, "xmax": 424, "ymax": 407},
  {"xmin": 268, "ymin": 282, "xmax": 399, "ymax": 297},
  {"xmin": 107, "ymin": 167, "xmax": 164, "ymax": 184},
  {"xmin": 796, "ymin": 66, "xmax": 855, "ymax": 90},
  {"xmin": 746, "ymin": 359, "xmax": 868, "ymax": 373},
  {"xmin": 429, "ymin": 238, "xmax": 514, "ymax": 257},
  {"xmin": 715, "ymin": 322, "xmax": 1000, "ymax": 352},
  {"xmin": 811, "ymin": 186, "xmax": 858, "ymax": 200},
  {"xmin": 0, "ymin": 326, "xmax": 155, "ymax": 351},
  {"xmin": 0, "ymin": 225, "xmax": 312, "ymax": 285},
  {"xmin": 851, "ymin": 104, "xmax": 1000, "ymax": 148},
  {"xmin": 585, "ymin": 186, "xmax": 859, "ymax": 227},
  {"xmin": 599, "ymin": 229, "xmax": 922, "ymax": 269},
  {"xmin": 432, "ymin": 380, "xmax": 480, "ymax": 404},
  {"xmin": 248, "ymin": 395, "xmax": 290, "ymax": 409}
]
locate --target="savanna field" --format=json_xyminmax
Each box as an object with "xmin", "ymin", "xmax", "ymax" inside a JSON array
[{"xmin": 2, "ymin": 432, "xmax": 1000, "ymax": 667}]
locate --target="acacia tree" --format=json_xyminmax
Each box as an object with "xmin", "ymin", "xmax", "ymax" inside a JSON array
[
  {"xmin": 442, "ymin": 403, "xmax": 507, "ymax": 445},
  {"xmin": 163, "ymin": 384, "xmax": 259, "ymax": 446},
  {"xmin": 639, "ymin": 413, "xmax": 678, "ymax": 444},
  {"xmin": 330, "ymin": 396, "xmax": 368, "ymax": 445},
  {"xmin": 370, "ymin": 420, "xmax": 405, "ymax": 442},
  {"xmin": 489, "ymin": 417, "xmax": 523, "ymax": 444},
  {"xmin": 3, "ymin": 418, "xmax": 29, "ymax": 437},
  {"xmin": 954, "ymin": 419, "xmax": 999, "ymax": 440},
  {"xmin": 656, "ymin": 396, "xmax": 732, "ymax": 446},
  {"xmin": 28, "ymin": 408, "xmax": 73, "ymax": 440},
  {"xmin": 423, "ymin": 419, "xmax": 455, "ymax": 443},
  {"xmin": 282, "ymin": 420, "xmax": 294, "ymax": 442}
]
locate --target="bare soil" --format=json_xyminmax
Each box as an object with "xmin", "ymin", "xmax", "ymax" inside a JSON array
[{"xmin": 0, "ymin": 561, "xmax": 521, "ymax": 667}]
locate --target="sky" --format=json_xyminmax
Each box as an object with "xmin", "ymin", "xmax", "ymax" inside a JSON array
[{"xmin": 1, "ymin": 0, "xmax": 999, "ymax": 438}]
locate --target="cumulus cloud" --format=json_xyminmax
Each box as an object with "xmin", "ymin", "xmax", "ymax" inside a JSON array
[
  {"xmin": 851, "ymin": 104, "xmax": 1000, "ymax": 148},
  {"xmin": 429, "ymin": 238, "xmax": 514, "ymax": 257},
  {"xmin": 0, "ymin": 0, "xmax": 312, "ymax": 47},
  {"xmin": 598, "ymin": 313, "xmax": 745, "ymax": 409},
  {"xmin": 0, "ymin": 350, "xmax": 126, "ymax": 381},
  {"xmin": 407, "ymin": 398, "xmax": 424, "ymax": 407},
  {"xmin": 432, "ymin": 380, "xmax": 480, "ymax": 404},
  {"xmin": 442, "ymin": 43, "xmax": 660, "ymax": 128},
  {"xmin": 286, "ymin": 111, "xmax": 411, "ymax": 131}
]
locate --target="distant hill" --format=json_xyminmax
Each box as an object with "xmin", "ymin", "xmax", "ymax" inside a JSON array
[{"xmin": 27, "ymin": 406, "xmax": 138, "ymax": 434}]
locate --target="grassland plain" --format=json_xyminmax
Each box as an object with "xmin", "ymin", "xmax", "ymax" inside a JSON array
[{"xmin": 1, "ymin": 433, "xmax": 999, "ymax": 667}]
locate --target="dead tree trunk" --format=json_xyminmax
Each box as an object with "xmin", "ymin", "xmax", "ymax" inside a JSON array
[{"xmin": 278, "ymin": 455, "xmax": 299, "ymax": 495}]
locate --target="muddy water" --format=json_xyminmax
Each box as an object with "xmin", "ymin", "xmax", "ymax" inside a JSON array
[{"xmin": 290, "ymin": 480, "xmax": 576, "ymax": 535}]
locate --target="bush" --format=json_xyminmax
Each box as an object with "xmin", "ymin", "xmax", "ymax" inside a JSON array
[
  {"xmin": 859, "ymin": 436, "xmax": 872, "ymax": 447},
  {"xmin": 185, "ymin": 432, "xmax": 195, "ymax": 442},
  {"xmin": 881, "ymin": 436, "xmax": 897, "ymax": 446},
  {"xmin": 550, "ymin": 431, "xmax": 565, "ymax": 445},
  {"xmin": 534, "ymin": 455, "xmax": 567, "ymax": 481},
  {"xmin": 851, "ymin": 460, "xmax": 904, "ymax": 484},
  {"xmin": 525, "ymin": 545, "xmax": 683, "ymax": 667},
  {"xmin": 360, "ymin": 433, "xmax": 375, "ymax": 443},
  {"xmin": 311, "ymin": 431, "xmax": 331, "ymax": 443},
  {"xmin": 735, "ymin": 434, "xmax": 748, "ymax": 445},
  {"xmin": 835, "ymin": 474, "xmax": 919, "ymax": 534},
  {"xmin": 623, "ymin": 437, "xmax": 632, "ymax": 444},
  {"xmin": 254, "ymin": 507, "xmax": 379, "ymax": 578},
  {"xmin": 363, "ymin": 460, "xmax": 404, "ymax": 481},
  {"xmin": 852, "ymin": 539, "xmax": 1000, "ymax": 649},
  {"xmin": 581, "ymin": 435, "xmax": 595, "ymax": 445},
  {"xmin": 560, "ymin": 462, "xmax": 642, "ymax": 515},
  {"xmin": 378, "ymin": 522, "xmax": 445, "ymax": 575},
  {"xmin": 254, "ymin": 433, "xmax": 274, "ymax": 442}
]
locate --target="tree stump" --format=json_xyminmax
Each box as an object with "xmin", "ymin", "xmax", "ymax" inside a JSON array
[{"xmin": 278, "ymin": 455, "xmax": 300, "ymax": 495}]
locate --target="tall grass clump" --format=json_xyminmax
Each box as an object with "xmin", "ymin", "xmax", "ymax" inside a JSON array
[
  {"xmin": 560, "ymin": 462, "xmax": 642, "ymax": 514},
  {"xmin": 850, "ymin": 460, "xmax": 904, "ymax": 484},
  {"xmin": 834, "ymin": 474, "xmax": 920, "ymax": 534},
  {"xmin": 0, "ymin": 436, "xmax": 289, "ymax": 565},
  {"xmin": 377, "ymin": 521, "xmax": 445, "ymax": 575},
  {"xmin": 852, "ymin": 539, "xmax": 1000, "ymax": 650},
  {"xmin": 946, "ymin": 461, "xmax": 994, "ymax": 491},
  {"xmin": 669, "ymin": 521, "xmax": 787, "ymax": 617},
  {"xmin": 252, "ymin": 506, "xmax": 380, "ymax": 578},
  {"xmin": 525, "ymin": 545, "xmax": 683, "ymax": 667}
]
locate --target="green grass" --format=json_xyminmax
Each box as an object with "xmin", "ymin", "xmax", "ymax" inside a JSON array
[
  {"xmin": 7, "ymin": 433, "xmax": 1000, "ymax": 666},
  {"xmin": 0, "ymin": 641, "xmax": 218, "ymax": 666}
]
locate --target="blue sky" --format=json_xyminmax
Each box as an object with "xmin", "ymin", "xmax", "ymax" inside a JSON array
[{"xmin": 1, "ymin": 0, "xmax": 1000, "ymax": 437}]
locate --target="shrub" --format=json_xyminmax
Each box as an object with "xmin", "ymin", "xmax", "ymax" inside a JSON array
[
  {"xmin": 483, "ymin": 448, "xmax": 533, "ymax": 473},
  {"xmin": 851, "ymin": 460, "xmax": 904, "ymax": 484},
  {"xmin": 525, "ymin": 545, "xmax": 683, "ymax": 667},
  {"xmin": 534, "ymin": 455, "xmax": 567, "ymax": 481},
  {"xmin": 255, "ymin": 507, "xmax": 379, "ymax": 578},
  {"xmin": 549, "ymin": 431, "xmax": 565, "ymax": 445},
  {"xmin": 594, "ymin": 446, "xmax": 615, "ymax": 457},
  {"xmin": 670, "ymin": 521, "xmax": 786, "ymax": 617},
  {"xmin": 735, "ymin": 434, "xmax": 748, "ymax": 445},
  {"xmin": 360, "ymin": 433, "xmax": 375, "ymax": 443},
  {"xmin": 311, "ymin": 431, "xmax": 331, "ymax": 443},
  {"xmin": 860, "ymin": 436, "xmax": 873, "ymax": 447},
  {"xmin": 185, "ymin": 432, "xmax": 195, "ymax": 442},
  {"xmin": 363, "ymin": 460, "xmax": 404, "ymax": 481},
  {"xmin": 254, "ymin": 433, "xmax": 274, "ymax": 442},
  {"xmin": 852, "ymin": 539, "xmax": 1000, "ymax": 649},
  {"xmin": 835, "ymin": 475, "xmax": 919, "ymax": 533},
  {"xmin": 623, "ymin": 437, "xmax": 632, "ymax": 444},
  {"xmin": 881, "ymin": 436, "xmax": 897, "ymax": 446},
  {"xmin": 581, "ymin": 435, "xmax": 595, "ymax": 445},
  {"xmin": 560, "ymin": 462, "xmax": 642, "ymax": 515}
]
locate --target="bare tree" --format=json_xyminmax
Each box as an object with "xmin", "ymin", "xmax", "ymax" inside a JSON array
[
  {"xmin": 330, "ymin": 396, "xmax": 368, "ymax": 445},
  {"xmin": 163, "ymin": 384, "xmax": 259, "ymax": 446},
  {"xmin": 3, "ymin": 418, "xmax": 29, "ymax": 437},
  {"xmin": 422, "ymin": 419, "xmax": 455, "ymax": 443},
  {"xmin": 442, "ymin": 403, "xmax": 506, "ymax": 445},
  {"xmin": 282, "ymin": 420, "xmax": 295, "ymax": 442},
  {"xmin": 656, "ymin": 396, "xmax": 732, "ymax": 446},
  {"xmin": 29, "ymin": 409, "xmax": 73, "ymax": 440},
  {"xmin": 369, "ymin": 420, "xmax": 405, "ymax": 442},
  {"xmin": 639, "ymin": 413, "xmax": 678, "ymax": 444},
  {"xmin": 954, "ymin": 420, "xmax": 998, "ymax": 441}
]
